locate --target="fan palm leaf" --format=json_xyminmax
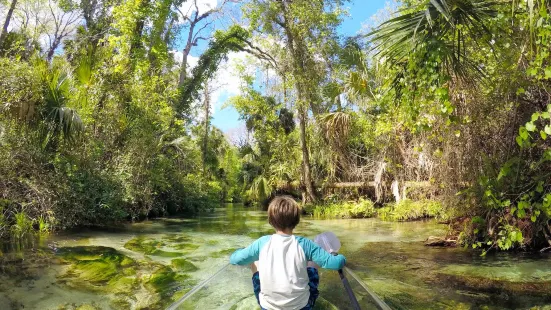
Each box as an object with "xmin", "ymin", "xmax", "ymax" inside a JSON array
[
  {"xmin": 42, "ymin": 69, "xmax": 83, "ymax": 143},
  {"xmin": 250, "ymin": 176, "xmax": 272, "ymax": 201},
  {"xmin": 368, "ymin": 0, "xmax": 499, "ymax": 79}
]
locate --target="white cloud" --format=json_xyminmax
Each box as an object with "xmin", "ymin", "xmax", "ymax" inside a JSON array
[{"xmin": 173, "ymin": 50, "xmax": 200, "ymax": 72}]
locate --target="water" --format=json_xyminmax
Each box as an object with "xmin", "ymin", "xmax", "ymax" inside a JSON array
[{"xmin": 0, "ymin": 204, "xmax": 550, "ymax": 310}]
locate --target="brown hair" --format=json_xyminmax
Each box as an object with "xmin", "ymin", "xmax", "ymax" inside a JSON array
[{"xmin": 268, "ymin": 196, "xmax": 301, "ymax": 231}]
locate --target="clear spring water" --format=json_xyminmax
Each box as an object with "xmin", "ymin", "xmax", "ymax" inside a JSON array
[{"xmin": 0, "ymin": 204, "xmax": 550, "ymax": 310}]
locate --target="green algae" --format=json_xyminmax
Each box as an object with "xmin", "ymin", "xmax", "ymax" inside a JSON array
[
  {"xmin": 56, "ymin": 246, "xmax": 120, "ymax": 262},
  {"xmin": 312, "ymin": 298, "xmax": 339, "ymax": 310},
  {"xmin": 211, "ymin": 248, "xmax": 238, "ymax": 258},
  {"xmin": 206, "ymin": 239, "xmax": 219, "ymax": 245},
  {"xmin": 109, "ymin": 297, "xmax": 131, "ymax": 310},
  {"xmin": 146, "ymin": 266, "xmax": 193, "ymax": 297},
  {"xmin": 171, "ymin": 258, "xmax": 198, "ymax": 272},
  {"xmin": 56, "ymin": 303, "xmax": 102, "ymax": 310},
  {"xmin": 172, "ymin": 243, "xmax": 200, "ymax": 252},
  {"xmin": 56, "ymin": 246, "xmax": 139, "ymax": 296},
  {"xmin": 124, "ymin": 236, "xmax": 164, "ymax": 253},
  {"xmin": 439, "ymin": 263, "xmax": 551, "ymax": 296},
  {"xmin": 75, "ymin": 304, "xmax": 100, "ymax": 310},
  {"xmin": 163, "ymin": 234, "xmax": 194, "ymax": 243},
  {"xmin": 124, "ymin": 236, "xmax": 184, "ymax": 257}
]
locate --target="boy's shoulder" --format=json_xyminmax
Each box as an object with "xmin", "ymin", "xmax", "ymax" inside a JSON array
[{"xmin": 293, "ymin": 235, "xmax": 314, "ymax": 246}]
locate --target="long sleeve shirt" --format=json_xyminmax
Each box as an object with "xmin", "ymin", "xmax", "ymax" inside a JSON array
[{"xmin": 230, "ymin": 234, "xmax": 346, "ymax": 309}]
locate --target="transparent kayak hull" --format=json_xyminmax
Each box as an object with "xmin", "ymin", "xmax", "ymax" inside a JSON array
[{"xmin": 169, "ymin": 264, "xmax": 387, "ymax": 310}]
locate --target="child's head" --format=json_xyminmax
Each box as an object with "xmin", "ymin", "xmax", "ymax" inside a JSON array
[{"xmin": 268, "ymin": 196, "xmax": 301, "ymax": 231}]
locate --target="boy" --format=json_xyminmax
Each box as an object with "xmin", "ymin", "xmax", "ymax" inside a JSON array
[{"xmin": 230, "ymin": 196, "xmax": 346, "ymax": 310}]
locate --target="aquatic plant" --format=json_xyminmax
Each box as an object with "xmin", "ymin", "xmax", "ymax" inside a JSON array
[
  {"xmin": 10, "ymin": 211, "xmax": 34, "ymax": 240},
  {"xmin": 172, "ymin": 243, "xmax": 200, "ymax": 252},
  {"xmin": 146, "ymin": 266, "xmax": 192, "ymax": 298},
  {"xmin": 171, "ymin": 258, "xmax": 198, "ymax": 272},
  {"xmin": 124, "ymin": 236, "xmax": 184, "ymax": 257},
  {"xmin": 57, "ymin": 246, "xmax": 137, "ymax": 293},
  {"xmin": 211, "ymin": 248, "xmax": 239, "ymax": 258},
  {"xmin": 377, "ymin": 200, "xmax": 443, "ymax": 222},
  {"xmin": 312, "ymin": 199, "xmax": 376, "ymax": 219}
]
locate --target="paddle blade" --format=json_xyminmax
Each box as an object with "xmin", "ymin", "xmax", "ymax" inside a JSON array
[{"xmin": 314, "ymin": 232, "xmax": 341, "ymax": 254}]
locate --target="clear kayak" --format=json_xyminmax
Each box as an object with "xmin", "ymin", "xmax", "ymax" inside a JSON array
[{"xmin": 167, "ymin": 264, "xmax": 389, "ymax": 310}]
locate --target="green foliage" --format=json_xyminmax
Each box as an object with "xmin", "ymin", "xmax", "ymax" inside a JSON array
[
  {"xmin": 311, "ymin": 199, "xmax": 376, "ymax": 219},
  {"xmin": 178, "ymin": 25, "xmax": 251, "ymax": 114},
  {"xmin": 0, "ymin": 5, "xmax": 239, "ymax": 237},
  {"xmin": 377, "ymin": 200, "xmax": 443, "ymax": 221},
  {"xmin": 368, "ymin": 0, "xmax": 499, "ymax": 98},
  {"xmin": 230, "ymin": 85, "xmax": 301, "ymax": 204},
  {"xmin": 10, "ymin": 211, "xmax": 34, "ymax": 240}
]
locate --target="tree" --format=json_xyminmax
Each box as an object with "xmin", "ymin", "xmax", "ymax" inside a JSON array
[
  {"xmin": 43, "ymin": 0, "xmax": 81, "ymax": 61},
  {"xmin": 0, "ymin": 0, "xmax": 19, "ymax": 49},
  {"xmin": 176, "ymin": 0, "xmax": 238, "ymax": 88},
  {"xmin": 242, "ymin": 0, "xmax": 347, "ymax": 202},
  {"xmin": 202, "ymin": 81, "xmax": 211, "ymax": 174}
]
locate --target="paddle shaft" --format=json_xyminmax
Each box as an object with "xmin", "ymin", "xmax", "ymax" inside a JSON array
[
  {"xmin": 165, "ymin": 263, "xmax": 230, "ymax": 310},
  {"xmin": 344, "ymin": 267, "xmax": 392, "ymax": 310},
  {"xmin": 338, "ymin": 269, "xmax": 362, "ymax": 310}
]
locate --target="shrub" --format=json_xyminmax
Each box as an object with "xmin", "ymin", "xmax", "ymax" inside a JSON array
[
  {"xmin": 377, "ymin": 199, "xmax": 443, "ymax": 221},
  {"xmin": 312, "ymin": 199, "xmax": 376, "ymax": 219}
]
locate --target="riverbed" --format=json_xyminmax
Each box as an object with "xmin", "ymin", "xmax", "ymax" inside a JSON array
[{"xmin": 0, "ymin": 204, "xmax": 550, "ymax": 309}]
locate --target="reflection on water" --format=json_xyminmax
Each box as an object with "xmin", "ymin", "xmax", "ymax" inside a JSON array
[{"xmin": 0, "ymin": 204, "xmax": 549, "ymax": 309}]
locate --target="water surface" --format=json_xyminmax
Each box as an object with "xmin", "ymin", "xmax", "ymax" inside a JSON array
[{"xmin": 0, "ymin": 204, "xmax": 550, "ymax": 309}]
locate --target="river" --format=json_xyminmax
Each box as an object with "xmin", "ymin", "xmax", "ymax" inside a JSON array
[{"xmin": 0, "ymin": 204, "xmax": 550, "ymax": 309}]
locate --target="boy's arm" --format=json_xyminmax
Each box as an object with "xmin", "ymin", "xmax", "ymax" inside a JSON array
[
  {"xmin": 299, "ymin": 237, "xmax": 346, "ymax": 270},
  {"xmin": 229, "ymin": 236, "xmax": 270, "ymax": 266}
]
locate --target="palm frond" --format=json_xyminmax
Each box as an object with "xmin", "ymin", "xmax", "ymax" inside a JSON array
[
  {"xmin": 49, "ymin": 107, "xmax": 84, "ymax": 140},
  {"xmin": 368, "ymin": 0, "xmax": 500, "ymax": 78},
  {"xmin": 250, "ymin": 176, "xmax": 272, "ymax": 201},
  {"xmin": 319, "ymin": 112, "xmax": 351, "ymax": 144},
  {"xmin": 42, "ymin": 69, "xmax": 84, "ymax": 143}
]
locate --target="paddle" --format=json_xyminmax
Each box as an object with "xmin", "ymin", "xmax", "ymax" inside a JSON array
[
  {"xmin": 314, "ymin": 232, "xmax": 361, "ymax": 310},
  {"xmin": 314, "ymin": 232, "xmax": 392, "ymax": 310},
  {"xmin": 165, "ymin": 263, "xmax": 230, "ymax": 310}
]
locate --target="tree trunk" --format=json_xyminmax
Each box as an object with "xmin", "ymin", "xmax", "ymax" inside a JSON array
[
  {"xmin": 129, "ymin": 0, "xmax": 150, "ymax": 69},
  {"xmin": 47, "ymin": 36, "xmax": 62, "ymax": 61},
  {"xmin": 202, "ymin": 82, "xmax": 210, "ymax": 175},
  {"xmin": 298, "ymin": 106, "xmax": 316, "ymax": 202},
  {"xmin": 279, "ymin": 0, "xmax": 317, "ymax": 203},
  {"xmin": 178, "ymin": 22, "xmax": 196, "ymax": 88},
  {"xmin": 0, "ymin": 0, "xmax": 18, "ymax": 49}
]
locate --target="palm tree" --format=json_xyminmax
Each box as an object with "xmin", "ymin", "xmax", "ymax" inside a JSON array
[
  {"xmin": 41, "ymin": 67, "xmax": 83, "ymax": 148},
  {"xmin": 368, "ymin": 0, "xmax": 499, "ymax": 80}
]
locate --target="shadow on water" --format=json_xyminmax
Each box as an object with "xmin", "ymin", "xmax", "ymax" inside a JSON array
[{"xmin": 0, "ymin": 203, "xmax": 549, "ymax": 309}]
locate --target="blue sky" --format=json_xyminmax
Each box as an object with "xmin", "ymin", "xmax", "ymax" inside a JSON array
[{"xmin": 208, "ymin": 0, "xmax": 389, "ymax": 133}]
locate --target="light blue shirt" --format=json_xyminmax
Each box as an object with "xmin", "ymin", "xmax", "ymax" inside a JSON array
[{"xmin": 230, "ymin": 235, "xmax": 346, "ymax": 308}]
